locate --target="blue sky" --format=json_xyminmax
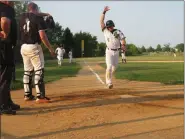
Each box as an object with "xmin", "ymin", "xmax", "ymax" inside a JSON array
[{"xmin": 34, "ymin": 1, "xmax": 184, "ymax": 48}]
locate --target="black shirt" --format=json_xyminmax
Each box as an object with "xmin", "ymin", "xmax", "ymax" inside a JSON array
[
  {"xmin": 19, "ymin": 12, "xmax": 47, "ymax": 44},
  {"xmin": 0, "ymin": 2, "xmax": 17, "ymax": 45},
  {"xmin": 0, "ymin": 2, "xmax": 17, "ymax": 65}
]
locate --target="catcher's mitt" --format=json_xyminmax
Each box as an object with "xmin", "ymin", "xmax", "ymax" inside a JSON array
[{"xmin": 44, "ymin": 16, "xmax": 55, "ymax": 29}]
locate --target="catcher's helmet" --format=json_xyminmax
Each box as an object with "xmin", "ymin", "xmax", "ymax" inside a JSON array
[
  {"xmin": 44, "ymin": 16, "xmax": 55, "ymax": 29},
  {"xmin": 106, "ymin": 20, "xmax": 115, "ymax": 27}
]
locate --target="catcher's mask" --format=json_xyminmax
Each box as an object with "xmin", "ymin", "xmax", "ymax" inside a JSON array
[
  {"xmin": 44, "ymin": 16, "xmax": 55, "ymax": 29},
  {"xmin": 106, "ymin": 20, "xmax": 115, "ymax": 28}
]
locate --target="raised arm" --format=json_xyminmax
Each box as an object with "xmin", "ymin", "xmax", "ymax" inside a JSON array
[{"xmin": 100, "ymin": 6, "xmax": 110, "ymax": 30}]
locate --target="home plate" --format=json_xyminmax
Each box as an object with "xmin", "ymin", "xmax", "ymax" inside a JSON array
[{"xmin": 120, "ymin": 95, "xmax": 139, "ymax": 98}]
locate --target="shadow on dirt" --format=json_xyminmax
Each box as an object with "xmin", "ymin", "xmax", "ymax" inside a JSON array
[
  {"xmin": 13, "ymin": 112, "xmax": 183, "ymax": 139},
  {"xmin": 17, "ymin": 88, "xmax": 184, "ymax": 116}
]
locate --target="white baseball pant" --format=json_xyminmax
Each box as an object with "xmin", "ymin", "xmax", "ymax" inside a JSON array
[
  {"xmin": 21, "ymin": 44, "xmax": 45, "ymax": 97},
  {"xmin": 57, "ymin": 55, "xmax": 63, "ymax": 66},
  {"xmin": 105, "ymin": 48, "xmax": 119, "ymax": 85},
  {"xmin": 69, "ymin": 56, "xmax": 72, "ymax": 63}
]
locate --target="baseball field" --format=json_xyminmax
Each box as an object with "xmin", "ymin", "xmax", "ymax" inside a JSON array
[{"xmin": 1, "ymin": 54, "xmax": 184, "ymax": 139}]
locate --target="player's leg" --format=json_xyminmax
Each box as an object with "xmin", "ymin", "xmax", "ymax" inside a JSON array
[
  {"xmin": 110, "ymin": 51, "xmax": 119, "ymax": 88},
  {"xmin": 31, "ymin": 44, "xmax": 49, "ymax": 103},
  {"xmin": 105, "ymin": 49, "xmax": 113, "ymax": 87},
  {"xmin": 69, "ymin": 56, "xmax": 71, "ymax": 63},
  {"xmin": 121, "ymin": 53, "xmax": 124, "ymax": 63},
  {"xmin": 58, "ymin": 57, "xmax": 62, "ymax": 66},
  {"xmin": 123, "ymin": 53, "xmax": 126, "ymax": 63},
  {"xmin": 57, "ymin": 56, "xmax": 60, "ymax": 66},
  {"xmin": 21, "ymin": 44, "xmax": 35, "ymax": 101},
  {"xmin": 61, "ymin": 56, "xmax": 63, "ymax": 65}
]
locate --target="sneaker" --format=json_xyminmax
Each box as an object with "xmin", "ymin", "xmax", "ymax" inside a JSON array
[
  {"xmin": 10, "ymin": 103, "xmax": 20, "ymax": 110},
  {"xmin": 108, "ymin": 83, "xmax": 113, "ymax": 89},
  {"xmin": 24, "ymin": 94, "xmax": 35, "ymax": 101},
  {"xmin": 8, "ymin": 101, "xmax": 20, "ymax": 110},
  {"xmin": 0, "ymin": 106, "xmax": 16, "ymax": 115},
  {"xmin": 36, "ymin": 96, "xmax": 51, "ymax": 103}
]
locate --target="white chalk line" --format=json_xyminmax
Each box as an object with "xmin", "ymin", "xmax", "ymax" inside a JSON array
[{"xmin": 83, "ymin": 60, "xmax": 106, "ymax": 87}]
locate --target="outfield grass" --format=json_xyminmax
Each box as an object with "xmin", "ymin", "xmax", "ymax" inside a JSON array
[
  {"xmin": 11, "ymin": 60, "xmax": 81, "ymax": 90},
  {"xmin": 100, "ymin": 62, "xmax": 184, "ymax": 85},
  {"xmin": 76, "ymin": 53, "xmax": 184, "ymax": 62}
]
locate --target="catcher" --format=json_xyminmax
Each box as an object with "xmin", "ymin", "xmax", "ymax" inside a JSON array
[{"xmin": 19, "ymin": 2, "xmax": 55, "ymax": 103}]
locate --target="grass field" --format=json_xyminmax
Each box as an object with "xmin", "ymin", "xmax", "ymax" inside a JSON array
[
  {"xmin": 11, "ymin": 60, "xmax": 81, "ymax": 90},
  {"xmin": 100, "ymin": 62, "xmax": 184, "ymax": 85},
  {"xmin": 76, "ymin": 53, "xmax": 184, "ymax": 62}
]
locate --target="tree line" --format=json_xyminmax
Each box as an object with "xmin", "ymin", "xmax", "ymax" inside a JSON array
[{"xmin": 13, "ymin": 2, "xmax": 184, "ymax": 63}]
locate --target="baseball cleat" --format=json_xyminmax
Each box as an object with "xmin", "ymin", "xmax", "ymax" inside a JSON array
[
  {"xmin": 24, "ymin": 94, "xmax": 35, "ymax": 101},
  {"xmin": 36, "ymin": 96, "xmax": 51, "ymax": 103},
  {"xmin": 108, "ymin": 83, "xmax": 113, "ymax": 89}
]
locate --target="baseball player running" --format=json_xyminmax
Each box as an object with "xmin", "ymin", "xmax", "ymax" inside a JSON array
[
  {"xmin": 100, "ymin": 6, "xmax": 126, "ymax": 89},
  {"xmin": 55, "ymin": 45, "xmax": 65, "ymax": 66},
  {"xmin": 19, "ymin": 2, "xmax": 55, "ymax": 103},
  {"xmin": 68, "ymin": 50, "xmax": 73, "ymax": 63}
]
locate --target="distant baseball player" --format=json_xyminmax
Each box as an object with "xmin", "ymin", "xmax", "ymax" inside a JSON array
[
  {"xmin": 19, "ymin": 2, "xmax": 55, "ymax": 103},
  {"xmin": 121, "ymin": 49, "xmax": 127, "ymax": 63},
  {"xmin": 61, "ymin": 46, "xmax": 66, "ymax": 58},
  {"xmin": 100, "ymin": 6, "xmax": 126, "ymax": 89},
  {"xmin": 55, "ymin": 45, "xmax": 65, "ymax": 66},
  {"xmin": 173, "ymin": 52, "xmax": 176, "ymax": 58},
  {"xmin": 68, "ymin": 50, "xmax": 73, "ymax": 63}
]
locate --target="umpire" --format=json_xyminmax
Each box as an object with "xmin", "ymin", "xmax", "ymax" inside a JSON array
[{"xmin": 0, "ymin": 1, "xmax": 20, "ymax": 115}]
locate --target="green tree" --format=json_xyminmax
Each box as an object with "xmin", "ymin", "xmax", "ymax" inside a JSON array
[
  {"xmin": 175, "ymin": 43, "xmax": 184, "ymax": 52},
  {"xmin": 62, "ymin": 27, "xmax": 74, "ymax": 54},
  {"xmin": 96, "ymin": 42, "xmax": 106, "ymax": 56},
  {"xmin": 73, "ymin": 31, "xmax": 98, "ymax": 58},
  {"xmin": 156, "ymin": 44, "xmax": 162, "ymax": 52},
  {"xmin": 147, "ymin": 46, "xmax": 155, "ymax": 52},
  {"xmin": 141, "ymin": 46, "xmax": 146, "ymax": 53},
  {"xmin": 46, "ymin": 22, "xmax": 64, "ymax": 46},
  {"xmin": 126, "ymin": 44, "xmax": 140, "ymax": 56},
  {"xmin": 162, "ymin": 43, "xmax": 171, "ymax": 52}
]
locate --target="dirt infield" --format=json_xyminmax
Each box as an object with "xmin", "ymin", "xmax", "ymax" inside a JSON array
[{"xmin": 1, "ymin": 60, "xmax": 184, "ymax": 139}]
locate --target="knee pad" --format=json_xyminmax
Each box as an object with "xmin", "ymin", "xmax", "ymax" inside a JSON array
[
  {"xmin": 23, "ymin": 70, "xmax": 34, "ymax": 95},
  {"xmin": 34, "ymin": 69, "xmax": 45, "ymax": 97}
]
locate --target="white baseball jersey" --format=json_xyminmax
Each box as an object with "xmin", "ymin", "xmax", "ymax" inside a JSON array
[
  {"xmin": 103, "ymin": 28, "xmax": 126, "ymax": 49},
  {"xmin": 55, "ymin": 47, "xmax": 63, "ymax": 57},
  {"xmin": 62, "ymin": 48, "xmax": 65, "ymax": 55},
  {"xmin": 68, "ymin": 51, "xmax": 72, "ymax": 57}
]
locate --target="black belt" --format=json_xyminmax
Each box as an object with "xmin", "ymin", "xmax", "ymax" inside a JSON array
[{"xmin": 107, "ymin": 48, "xmax": 120, "ymax": 51}]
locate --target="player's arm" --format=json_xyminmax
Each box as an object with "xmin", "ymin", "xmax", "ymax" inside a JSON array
[
  {"xmin": 37, "ymin": 16, "xmax": 55, "ymax": 57},
  {"xmin": 0, "ymin": 13, "xmax": 11, "ymax": 39},
  {"xmin": 100, "ymin": 6, "xmax": 110, "ymax": 31},
  {"xmin": 55, "ymin": 48, "xmax": 58, "ymax": 54},
  {"xmin": 36, "ymin": 12, "xmax": 51, "ymax": 17},
  {"xmin": 39, "ymin": 31, "xmax": 55, "ymax": 56},
  {"xmin": 120, "ymin": 30, "xmax": 127, "ymax": 51}
]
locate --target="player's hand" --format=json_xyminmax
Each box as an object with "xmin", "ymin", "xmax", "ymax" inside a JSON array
[
  {"xmin": 0, "ymin": 31, "xmax": 7, "ymax": 39},
  {"xmin": 104, "ymin": 6, "xmax": 110, "ymax": 12},
  {"xmin": 49, "ymin": 49, "xmax": 56, "ymax": 57}
]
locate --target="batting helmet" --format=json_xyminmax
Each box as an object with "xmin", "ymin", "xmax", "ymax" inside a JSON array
[{"xmin": 106, "ymin": 20, "xmax": 115, "ymax": 27}]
